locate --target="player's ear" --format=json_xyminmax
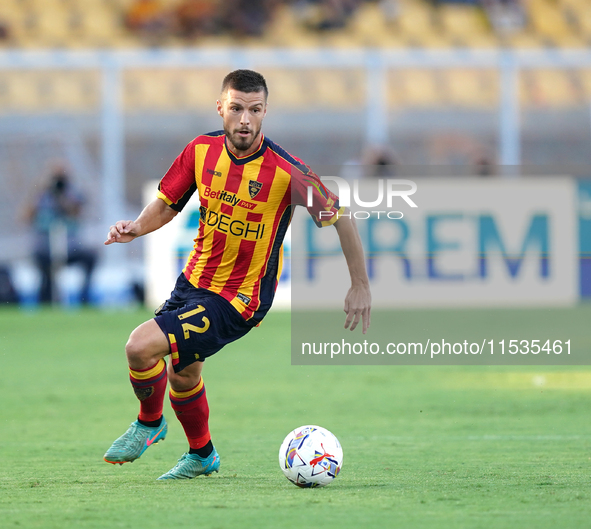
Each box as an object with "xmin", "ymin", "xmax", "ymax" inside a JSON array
[{"xmin": 216, "ymin": 100, "xmax": 223, "ymax": 116}]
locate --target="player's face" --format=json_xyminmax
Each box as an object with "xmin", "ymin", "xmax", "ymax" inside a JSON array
[{"xmin": 217, "ymin": 89, "xmax": 267, "ymax": 156}]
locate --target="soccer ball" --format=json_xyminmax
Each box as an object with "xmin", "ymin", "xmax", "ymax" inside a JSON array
[{"xmin": 278, "ymin": 425, "xmax": 343, "ymax": 488}]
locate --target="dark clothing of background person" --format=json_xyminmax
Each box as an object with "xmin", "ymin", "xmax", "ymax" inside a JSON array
[{"xmin": 29, "ymin": 173, "xmax": 97, "ymax": 304}]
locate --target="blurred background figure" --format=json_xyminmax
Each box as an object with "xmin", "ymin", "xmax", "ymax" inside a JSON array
[
  {"xmin": 294, "ymin": 0, "xmax": 361, "ymax": 31},
  {"xmin": 175, "ymin": 0, "xmax": 220, "ymax": 38},
  {"xmin": 482, "ymin": 0, "xmax": 527, "ymax": 36},
  {"xmin": 124, "ymin": 0, "xmax": 172, "ymax": 41},
  {"xmin": 220, "ymin": 0, "xmax": 278, "ymax": 37},
  {"xmin": 360, "ymin": 145, "xmax": 400, "ymax": 178},
  {"xmin": 0, "ymin": 18, "xmax": 10, "ymax": 41},
  {"xmin": 26, "ymin": 166, "xmax": 97, "ymax": 305},
  {"xmin": 341, "ymin": 144, "xmax": 399, "ymax": 180}
]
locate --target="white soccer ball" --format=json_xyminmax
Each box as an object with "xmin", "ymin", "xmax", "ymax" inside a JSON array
[{"xmin": 278, "ymin": 425, "xmax": 343, "ymax": 488}]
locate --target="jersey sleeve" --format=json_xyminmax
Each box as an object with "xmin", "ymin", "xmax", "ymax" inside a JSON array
[
  {"xmin": 157, "ymin": 139, "xmax": 198, "ymax": 212},
  {"xmin": 291, "ymin": 161, "xmax": 345, "ymax": 227}
]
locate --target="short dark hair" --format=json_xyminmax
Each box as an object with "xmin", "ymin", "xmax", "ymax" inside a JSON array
[{"xmin": 221, "ymin": 69, "xmax": 268, "ymax": 100}]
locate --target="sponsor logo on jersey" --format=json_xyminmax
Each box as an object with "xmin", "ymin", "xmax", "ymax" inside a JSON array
[
  {"xmin": 199, "ymin": 207, "xmax": 266, "ymax": 240},
  {"xmin": 202, "ymin": 187, "xmax": 257, "ymax": 210},
  {"xmin": 206, "ymin": 168, "xmax": 222, "ymax": 177},
  {"xmin": 249, "ymin": 180, "xmax": 263, "ymax": 199},
  {"xmin": 236, "ymin": 292, "xmax": 251, "ymax": 305}
]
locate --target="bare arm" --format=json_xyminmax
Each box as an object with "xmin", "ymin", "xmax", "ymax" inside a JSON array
[
  {"xmin": 334, "ymin": 213, "xmax": 371, "ymax": 334},
  {"xmin": 104, "ymin": 198, "xmax": 178, "ymax": 245}
]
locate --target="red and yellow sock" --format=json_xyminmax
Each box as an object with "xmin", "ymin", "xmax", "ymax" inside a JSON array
[
  {"xmin": 129, "ymin": 359, "xmax": 167, "ymax": 423},
  {"xmin": 169, "ymin": 377, "xmax": 211, "ymax": 449}
]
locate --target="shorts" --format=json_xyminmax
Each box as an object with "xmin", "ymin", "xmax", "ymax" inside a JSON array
[{"xmin": 154, "ymin": 273, "xmax": 253, "ymax": 372}]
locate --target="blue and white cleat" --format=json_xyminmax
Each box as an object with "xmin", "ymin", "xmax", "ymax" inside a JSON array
[
  {"xmin": 157, "ymin": 448, "xmax": 220, "ymax": 480},
  {"xmin": 103, "ymin": 418, "xmax": 167, "ymax": 465}
]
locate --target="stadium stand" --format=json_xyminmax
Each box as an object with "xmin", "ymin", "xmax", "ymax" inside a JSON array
[
  {"xmin": 0, "ymin": 2, "xmax": 589, "ymax": 126},
  {"xmin": 0, "ymin": 0, "xmax": 588, "ymax": 51},
  {"xmin": 0, "ymin": 64, "xmax": 590, "ymax": 114},
  {"xmin": 0, "ymin": 0, "xmax": 591, "ymax": 113}
]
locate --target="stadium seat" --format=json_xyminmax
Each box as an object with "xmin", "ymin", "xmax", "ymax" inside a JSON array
[
  {"xmin": 568, "ymin": 1, "xmax": 591, "ymax": 39},
  {"xmin": 310, "ymin": 69, "xmax": 365, "ymax": 108},
  {"xmin": 528, "ymin": 0, "xmax": 575, "ymax": 46},
  {"xmin": 523, "ymin": 69, "xmax": 578, "ymax": 107},
  {"xmin": 263, "ymin": 4, "xmax": 321, "ymax": 48},
  {"xmin": 124, "ymin": 67, "xmax": 239, "ymax": 112},
  {"xmin": 348, "ymin": 3, "xmax": 405, "ymax": 48},
  {"xmin": 124, "ymin": 69, "xmax": 174, "ymax": 111},
  {"xmin": 396, "ymin": 0, "xmax": 449, "ymax": 48},
  {"xmin": 167, "ymin": 69, "xmax": 225, "ymax": 109},
  {"xmin": 445, "ymin": 69, "xmax": 497, "ymax": 108},
  {"xmin": 76, "ymin": 3, "xmax": 124, "ymax": 47},
  {"xmin": 50, "ymin": 71, "xmax": 100, "ymax": 111},
  {"xmin": 1, "ymin": 71, "xmax": 45, "ymax": 112},
  {"xmin": 34, "ymin": 8, "xmax": 73, "ymax": 47},
  {"xmin": 438, "ymin": 4, "xmax": 496, "ymax": 48},
  {"xmin": 260, "ymin": 69, "xmax": 309, "ymax": 109},
  {"xmin": 392, "ymin": 69, "xmax": 441, "ymax": 107}
]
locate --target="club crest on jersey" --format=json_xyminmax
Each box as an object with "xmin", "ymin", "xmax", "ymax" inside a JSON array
[{"xmin": 249, "ymin": 180, "xmax": 263, "ymax": 199}]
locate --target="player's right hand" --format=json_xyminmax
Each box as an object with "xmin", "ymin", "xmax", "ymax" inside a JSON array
[{"xmin": 104, "ymin": 220, "xmax": 138, "ymax": 245}]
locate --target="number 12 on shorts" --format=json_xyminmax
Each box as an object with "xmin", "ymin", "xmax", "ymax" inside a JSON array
[{"xmin": 178, "ymin": 305, "xmax": 210, "ymax": 338}]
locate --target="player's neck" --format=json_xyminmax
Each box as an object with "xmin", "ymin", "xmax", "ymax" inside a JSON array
[{"xmin": 226, "ymin": 133, "xmax": 264, "ymax": 159}]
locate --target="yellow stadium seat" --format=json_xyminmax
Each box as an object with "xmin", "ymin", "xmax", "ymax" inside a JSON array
[
  {"xmin": 166, "ymin": 68, "xmax": 224, "ymax": 110},
  {"xmin": 310, "ymin": 69, "xmax": 365, "ymax": 108},
  {"xmin": 49, "ymin": 71, "xmax": 101, "ymax": 111},
  {"xmin": 124, "ymin": 69, "xmax": 177, "ymax": 111},
  {"xmin": 397, "ymin": 0, "xmax": 449, "ymax": 48},
  {"xmin": 394, "ymin": 69, "xmax": 442, "ymax": 107},
  {"xmin": 503, "ymin": 30, "xmax": 544, "ymax": 49},
  {"xmin": 528, "ymin": 0, "xmax": 573, "ymax": 43},
  {"xmin": 263, "ymin": 5, "xmax": 321, "ymax": 48},
  {"xmin": 349, "ymin": 3, "xmax": 405, "ymax": 47},
  {"xmin": 575, "ymin": 7, "xmax": 591, "ymax": 38},
  {"xmin": 397, "ymin": 0, "xmax": 434, "ymax": 37},
  {"xmin": 2, "ymin": 71, "xmax": 45, "ymax": 112},
  {"xmin": 523, "ymin": 69, "xmax": 578, "ymax": 107},
  {"xmin": 446, "ymin": 69, "xmax": 498, "ymax": 108},
  {"xmin": 76, "ymin": 4, "xmax": 122, "ymax": 46},
  {"xmin": 438, "ymin": 4, "xmax": 497, "ymax": 48},
  {"xmin": 262, "ymin": 69, "xmax": 309, "ymax": 109},
  {"xmin": 34, "ymin": 8, "xmax": 73, "ymax": 46}
]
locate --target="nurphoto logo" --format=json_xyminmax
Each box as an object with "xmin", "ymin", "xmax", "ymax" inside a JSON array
[{"xmin": 307, "ymin": 176, "xmax": 418, "ymax": 220}]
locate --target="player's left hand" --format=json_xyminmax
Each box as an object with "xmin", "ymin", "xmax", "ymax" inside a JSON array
[{"xmin": 343, "ymin": 284, "xmax": 371, "ymax": 334}]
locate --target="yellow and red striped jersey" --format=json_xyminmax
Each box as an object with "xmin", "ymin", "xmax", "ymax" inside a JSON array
[{"xmin": 157, "ymin": 131, "xmax": 342, "ymax": 323}]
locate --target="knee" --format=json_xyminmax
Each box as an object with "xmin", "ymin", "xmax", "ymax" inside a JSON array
[
  {"xmin": 125, "ymin": 328, "xmax": 153, "ymax": 368},
  {"xmin": 125, "ymin": 320, "xmax": 169, "ymax": 369}
]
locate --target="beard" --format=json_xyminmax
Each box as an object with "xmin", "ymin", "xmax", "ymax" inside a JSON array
[{"xmin": 225, "ymin": 124, "xmax": 261, "ymax": 154}]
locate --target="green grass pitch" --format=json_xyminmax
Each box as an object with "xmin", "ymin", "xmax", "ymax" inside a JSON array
[{"xmin": 1, "ymin": 305, "xmax": 591, "ymax": 528}]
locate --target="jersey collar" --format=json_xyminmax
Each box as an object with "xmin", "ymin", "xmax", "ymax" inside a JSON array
[{"xmin": 224, "ymin": 135, "xmax": 267, "ymax": 165}]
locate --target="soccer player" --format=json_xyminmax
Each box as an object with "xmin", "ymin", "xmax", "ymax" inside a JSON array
[{"xmin": 103, "ymin": 69, "xmax": 371, "ymax": 480}]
